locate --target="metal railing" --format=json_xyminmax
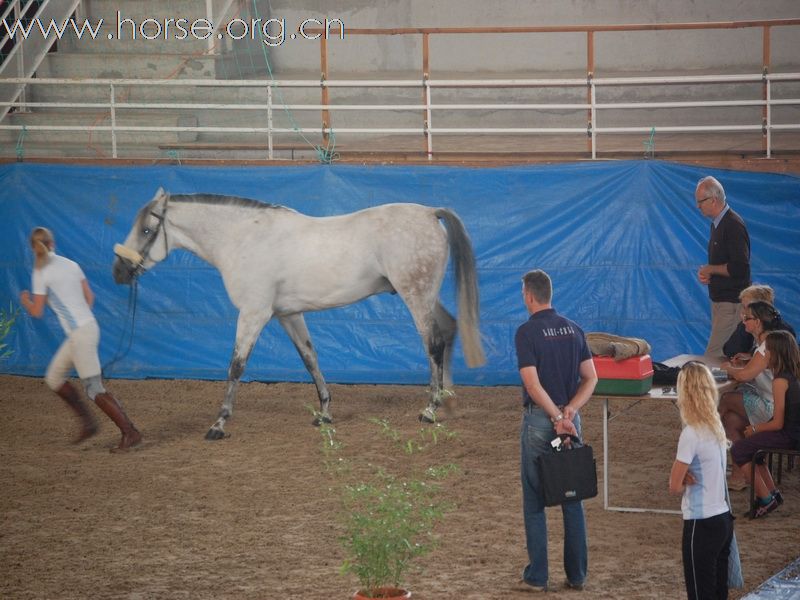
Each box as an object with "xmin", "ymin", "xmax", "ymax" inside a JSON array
[
  {"xmin": 1, "ymin": 17, "xmax": 800, "ymax": 160},
  {"xmin": 307, "ymin": 19, "xmax": 800, "ymax": 158},
  {"xmin": 1, "ymin": 71, "xmax": 799, "ymax": 159}
]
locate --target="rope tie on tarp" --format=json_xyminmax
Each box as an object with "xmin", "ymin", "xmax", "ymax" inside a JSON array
[
  {"xmin": 251, "ymin": 0, "xmax": 339, "ymax": 164},
  {"xmin": 15, "ymin": 125, "xmax": 27, "ymax": 161}
]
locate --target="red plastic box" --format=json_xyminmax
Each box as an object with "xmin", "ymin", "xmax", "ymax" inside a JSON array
[
  {"xmin": 592, "ymin": 354, "xmax": 654, "ymax": 395},
  {"xmin": 592, "ymin": 354, "xmax": 653, "ymax": 379}
]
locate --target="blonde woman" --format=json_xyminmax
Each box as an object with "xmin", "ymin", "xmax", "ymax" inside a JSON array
[
  {"xmin": 669, "ymin": 362, "xmax": 734, "ymax": 600},
  {"xmin": 19, "ymin": 227, "xmax": 142, "ymax": 452}
]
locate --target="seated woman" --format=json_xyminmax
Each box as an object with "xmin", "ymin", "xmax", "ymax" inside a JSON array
[
  {"xmin": 719, "ymin": 301, "xmax": 788, "ymax": 490},
  {"xmin": 723, "ymin": 284, "xmax": 796, "ymax": 359},
  {"xmin": 730, "ymin": 330, "xmax": 800, "ymax": 518}
]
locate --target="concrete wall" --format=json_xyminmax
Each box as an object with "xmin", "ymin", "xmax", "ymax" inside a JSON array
[{"xmin": 262, "ymin": 1, "xmax": 800, "ymax": 75}]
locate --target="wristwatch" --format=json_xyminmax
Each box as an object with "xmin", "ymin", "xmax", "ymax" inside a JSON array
[{"xmin": 551, "ymin": 413, "xmax": 564, "ymax": 424}]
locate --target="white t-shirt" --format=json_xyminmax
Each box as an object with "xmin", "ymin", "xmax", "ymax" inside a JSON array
[
  {"xmin": 752, "ymin": 340, "xmax": 774, "ymax": 401},
  {"xmin": 32, "ymin": 253, "xmax": 96, "ymax": 334},
  {"xmin": 675, "ymin": 424, "xmax": 729, "ymax": 520}
]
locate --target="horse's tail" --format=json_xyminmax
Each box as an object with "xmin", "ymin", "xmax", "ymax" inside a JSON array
[{"xmin": 435, "ymin": 208, "xmax": 486, "ymax": 368}]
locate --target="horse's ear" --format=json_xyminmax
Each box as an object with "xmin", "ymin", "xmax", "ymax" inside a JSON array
[{"xmin": 154, "ymin": 187, "xmax": 170, "ymax": 203}]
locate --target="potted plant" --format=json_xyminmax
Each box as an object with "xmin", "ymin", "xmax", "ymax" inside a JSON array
[{"xmin": 317, "ymin": 415, "xmax": 458, "ymax": 599}]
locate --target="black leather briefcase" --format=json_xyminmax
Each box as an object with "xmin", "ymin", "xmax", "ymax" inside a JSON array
[{"xmin": 537, "ymin": 435, "xmax": 598, "ymax": 507}]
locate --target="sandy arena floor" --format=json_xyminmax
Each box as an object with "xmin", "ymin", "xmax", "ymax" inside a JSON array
[{"xmin": 1, "ymin": 374, "xmax": 797, "ymax": 600}]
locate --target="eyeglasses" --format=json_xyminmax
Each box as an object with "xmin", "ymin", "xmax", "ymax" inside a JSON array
[
  {"xmin": 742, "ymin": 316, "xmax": 757, "ymax": 322},
  {"xmin": 696, "ymin": 196, "xmax": 714, "ymax": 206}
]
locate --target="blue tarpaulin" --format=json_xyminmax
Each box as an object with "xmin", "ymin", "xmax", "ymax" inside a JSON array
[{"xmin": 1, "ymin": 160, "xmax": 798, "ymax": 385}]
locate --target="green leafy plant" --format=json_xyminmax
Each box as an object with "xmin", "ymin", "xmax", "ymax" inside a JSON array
[
  {"xmin": 0, "ymin": 303, "xmax": 19, "ymax": 361},
  {"xmin": 370, "ymin": 417, "xmax": 458, "ymax": 455},
  {"xmin": 314, "ymin": 410, "xmax": 459, "ymax": 598}
]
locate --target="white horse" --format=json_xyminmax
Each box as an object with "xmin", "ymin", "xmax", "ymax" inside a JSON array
[{"xmin": 112, "ymin": 189, "xmax": 485, "ymax": 439}]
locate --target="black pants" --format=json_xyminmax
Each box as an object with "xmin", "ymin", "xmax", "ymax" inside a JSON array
[{"xmin": 682, "ymin": 512, "xmax": 733, "ymax": 600}]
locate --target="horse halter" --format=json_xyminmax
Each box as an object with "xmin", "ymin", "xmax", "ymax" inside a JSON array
[{"xmin": 113, "ymin": 198, "xmax": 170, "ymax": 278}]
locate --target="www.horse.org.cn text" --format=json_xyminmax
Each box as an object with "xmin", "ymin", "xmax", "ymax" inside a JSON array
[{"xmin": 1, "ymin": 14, "xmax": 346, "ymax": 47}]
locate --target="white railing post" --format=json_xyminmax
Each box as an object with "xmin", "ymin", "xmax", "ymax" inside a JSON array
[
  {"xmin": 208, "ymin": 0, "xmax": 238, "ymax": 53},
  {"xmin": 14, "ymin": 0, "xmax": 27, "ymax": 112},
  {"xmin": 766, "ymin": 79, "xmax": 772, "ymax": 158},
  {"xmin": 205, "ymin": 0, "xmax": 215, "ymax": 53},
  {"xmin": 74, "ymin": 0, "xmax": 85, "ymax": 22},
  {"xmin": 267, "ymin": 85, "xmax": 273, "ymax": 160},
  {"xmin": 425, "ymin": 77, "xmax": 433, "ymax": 161},
  {"xmin": 110, "ymin": 83, "xmax": 117, "ymax": 158},
  {"xmin": 590, "ymin": 79, "xmax": 597, "ymax": 160}
]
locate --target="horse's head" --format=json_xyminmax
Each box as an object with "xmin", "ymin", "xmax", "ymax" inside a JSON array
[{"xmin": 113, "ymin": 188, "xmax": 171, "ymax": 284}]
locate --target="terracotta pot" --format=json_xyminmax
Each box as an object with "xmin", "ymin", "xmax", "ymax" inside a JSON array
[{"xmin": 353, "ymin": 587, "xmax": 411, "ymax": 600}]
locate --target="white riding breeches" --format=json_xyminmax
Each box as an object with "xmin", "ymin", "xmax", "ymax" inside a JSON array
[{"xmin": 45, "ymin": 320, "xmax": 103, "ymax": 391}]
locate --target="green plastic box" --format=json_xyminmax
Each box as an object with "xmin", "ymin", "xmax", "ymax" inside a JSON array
[{"xmin": 594, "ymin": 375, "xmax": 653, "ymax": 396}]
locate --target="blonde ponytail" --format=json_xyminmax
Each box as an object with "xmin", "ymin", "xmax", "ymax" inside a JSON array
[
  {"xmin": 676, "ymin": 362, "xmax": 729, "ymax": 446},
  {"xmin": 30, "ymin": 227, "xmax": 54, "ymax": 270}
]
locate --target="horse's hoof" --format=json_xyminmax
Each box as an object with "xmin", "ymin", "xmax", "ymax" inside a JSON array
[
  {"xmin": 312, "ymin": 415, "xmax": 333, "ymax": 427},
  {"xmin": 204, "ymin": 428, "xmax": 227, "ymax": 440},
  {"xmin": 418, "ymin": 412, "xmax": 436, "ymax": 424}
]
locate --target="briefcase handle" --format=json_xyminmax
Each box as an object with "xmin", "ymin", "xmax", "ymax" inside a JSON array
[{"xmin": 552, "ymin": 433, "xmax": 584, "ymax": 451}]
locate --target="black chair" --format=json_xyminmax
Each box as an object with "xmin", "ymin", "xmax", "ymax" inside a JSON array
[{"xmin": 748, "ymin": 447, "xmax": 800, "ymax": 518}]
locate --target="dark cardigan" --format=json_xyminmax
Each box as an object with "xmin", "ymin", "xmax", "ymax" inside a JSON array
[{"xmin": 708, "ymin": 208, "xmax": 750, "ymax": 303}]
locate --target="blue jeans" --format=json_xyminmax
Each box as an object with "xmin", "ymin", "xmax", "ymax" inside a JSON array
[{"xmin": 520, "ymin": 408, "xmax": 588, "ymax": 587}]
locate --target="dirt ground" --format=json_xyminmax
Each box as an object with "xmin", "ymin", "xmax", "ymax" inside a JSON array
[{"xmin": 1, "ymin": 374, "xmax": 798, "ymax": 600}]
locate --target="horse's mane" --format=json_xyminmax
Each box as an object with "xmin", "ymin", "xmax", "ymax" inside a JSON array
[{"xmin": 170, "ymin": 194, "xmax": 289, "ymax": 212}]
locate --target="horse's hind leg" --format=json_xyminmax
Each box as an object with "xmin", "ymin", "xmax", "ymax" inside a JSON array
[
  {"xmin": 278, "ymin": 314, "xmax": 332, "ymax": 426},
  {"xmin": 398, "ymin": 294, "xmax": 447, "ymax": 422},
  {"xmin": 392, "ymin": 266, "xmax": 449, "ymax": 422},
  {"xmin": 206, "ymin": 310, "xmax": 271, "ymax": 440},
  {"xmin": 414, "ymin": 303, "xmax": 459, "ymax": 422},
  {"xmin": 434, "ymin": 301, "xmax": 457, "ymax": 392},
  {"xmin": 418, "ymin": 311, "xmax": 447, "ymax": 423}
]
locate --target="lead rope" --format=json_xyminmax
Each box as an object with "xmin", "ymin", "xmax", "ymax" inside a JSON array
[{"xmin": 101, "ymin": 278, "xmax": 139, "ymax": 378}]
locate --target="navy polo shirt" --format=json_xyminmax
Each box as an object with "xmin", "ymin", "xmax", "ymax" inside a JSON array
[{"xmin": 515, "ymin": 308, "xmax": 592, "ymax": 408}]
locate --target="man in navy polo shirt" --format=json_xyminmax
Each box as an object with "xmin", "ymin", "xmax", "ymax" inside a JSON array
[{"xmin": 514, "ymin": 269, "xmax": 598, "ymax": 592}]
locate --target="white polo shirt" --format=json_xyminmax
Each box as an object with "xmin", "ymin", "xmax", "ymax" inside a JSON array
[
  {"xmin": 32, "ymin": 253, "xmax": 96, "ymax": 334},
  {"xmin": 675, "ymin": 425, "xmax": 729, "ymax": 520}
]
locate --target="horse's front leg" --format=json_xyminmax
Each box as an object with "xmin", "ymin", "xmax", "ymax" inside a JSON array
[
  {"xmin": 205, "ymin": 310, "xmax": 272, "ymax": 440},
  {"xmin": 278, "ymin": 314, "xmax": 332, "ymax": 426}
]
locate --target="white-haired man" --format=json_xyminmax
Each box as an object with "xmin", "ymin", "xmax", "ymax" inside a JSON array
[{"xmin": 695, "ymin": 176, "xmax": 751, "ymax": 358}]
